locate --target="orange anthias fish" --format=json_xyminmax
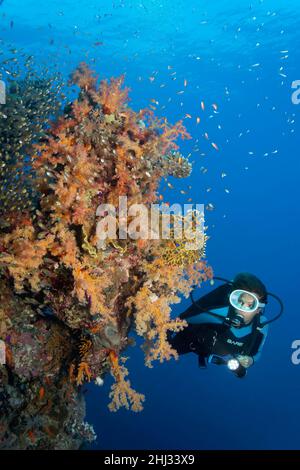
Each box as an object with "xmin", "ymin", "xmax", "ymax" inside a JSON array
[
  {"xmin": 211, "ymin": 142, "xmax": 219, "ymax": 151},
  {"xmin": 39, "ymin": 387, "xmax": 45, "ymax": 400},
  {"xmin": 201, "ymin": 101, "xmax": 205, "ymax": 111}
]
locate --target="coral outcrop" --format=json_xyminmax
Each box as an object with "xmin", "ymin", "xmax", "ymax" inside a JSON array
[{"xmin": 0, "ymin": 61, "xmax": 212, "ymax": 449}]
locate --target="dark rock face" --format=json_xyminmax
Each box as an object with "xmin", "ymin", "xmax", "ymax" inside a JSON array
[{"xmin": 0, "ymin": 280, "xmax": 96, "ymax": 449}]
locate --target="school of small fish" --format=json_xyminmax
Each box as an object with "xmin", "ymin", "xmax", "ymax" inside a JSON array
[{"xmin": 0, "ymin": 1, "xmax": 294, "ymax": 226}]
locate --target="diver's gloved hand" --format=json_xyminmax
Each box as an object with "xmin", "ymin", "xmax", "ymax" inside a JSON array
[{"xmin": 236, "ymin": 355, "xmax": 254, "ymax": 368}]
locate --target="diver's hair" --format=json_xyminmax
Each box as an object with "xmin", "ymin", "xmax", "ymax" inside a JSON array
[{"xmin": 232, "ymin": 272, "xmax": 268, "ymax": 303}]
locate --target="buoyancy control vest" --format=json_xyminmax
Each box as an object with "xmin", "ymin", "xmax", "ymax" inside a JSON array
[
  {"xmin": 186, "ymin": 314, "xmax": 264, "ymax": 358},
  {"xmin": 179, "ymin": 282, "xmax": 266, "ymax": 358}
]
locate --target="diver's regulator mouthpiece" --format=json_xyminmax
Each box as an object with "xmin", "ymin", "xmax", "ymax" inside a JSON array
[{"xmin": 224, "ymin": 313, "xmax": 245, "ymax": 328}]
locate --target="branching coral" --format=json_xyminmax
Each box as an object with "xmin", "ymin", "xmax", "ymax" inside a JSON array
[
  {"xmin": 91, "ymin": 76, "xmax": 130, "ymax": 115},
  {"xmin": 126, "ymin": 285, "xmax": 187, "ymax": 367},
  {"xmin": 108, "ymin": 350, "xmax": 145, "ymax": 412},
  {"xmin": 70, "ymin": 62, "xmax": 98, "ymax": 92}
]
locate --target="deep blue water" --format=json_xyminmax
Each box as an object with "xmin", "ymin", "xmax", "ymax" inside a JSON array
[{"xmin": 1, "ymin": 0, "xmax": 300, "ymax": 450}]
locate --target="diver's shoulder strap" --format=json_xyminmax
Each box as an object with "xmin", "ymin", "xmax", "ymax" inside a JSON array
[{"xmin": 181, "ymin": 283, "xmax": 232, "ymax": 320}]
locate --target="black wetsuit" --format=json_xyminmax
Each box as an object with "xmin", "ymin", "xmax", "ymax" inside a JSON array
[{"xmin": 169, "ymin": 283, "xmax": 268, "ymax": 366}]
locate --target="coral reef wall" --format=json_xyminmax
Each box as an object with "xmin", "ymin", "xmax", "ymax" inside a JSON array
[{"xmin": 0, "ymin": 61, "xmax": 212, "ymax": 449}]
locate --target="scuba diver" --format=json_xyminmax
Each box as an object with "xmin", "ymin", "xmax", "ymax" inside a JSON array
[{"xmin": 168, "ymin": 273, "xmax": 283, "ymax": 378}]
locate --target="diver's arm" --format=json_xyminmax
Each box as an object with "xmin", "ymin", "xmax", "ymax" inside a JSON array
[
  {"xmin": 237, "ymin": 323, "xmax": 269, "ymax": 366},
  {"xmin": 251, "ymin": 323, "xmax": 269, "ymax": 363},
  {"xmin": 236, "ymin": 325, "xmax": 269, "ymax": 369}
]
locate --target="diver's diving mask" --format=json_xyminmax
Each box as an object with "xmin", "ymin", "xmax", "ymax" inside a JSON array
[{"xmin": 229, "ymin": 289, "xmax": 265, "ymax": 314}]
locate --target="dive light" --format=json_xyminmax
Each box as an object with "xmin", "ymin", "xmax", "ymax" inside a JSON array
[{"xmin": 227, "ymin": 358, "xmax": 240, "ymax": 371}]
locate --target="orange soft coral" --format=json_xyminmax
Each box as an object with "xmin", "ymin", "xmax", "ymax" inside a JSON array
[
  {"xmin": 126, "ymin": 285, "xmax": 187, "ymax": 367},
  {"xmin": 0, "ymin": 223, "xmax": 54, "ymax": 292},
  {"xmin": 0, "ymin": 63, "xmax": 212, "ymax": 415},
  {"xmin": 92, "ymin": 76, "xmax": 130, "ymax": 115},
  {"xmin": 76, "ymin": 361, "xmax": 92, "ymax": 386},
  {"xmin": 70, "ymin": 62, "xmax": 98, "ymax": 92},
  {"xmin": 72, "ymin": 261, "xmax": 113, "ymax": 316},
  {"xmin": 108, "ymin": 351, "xmax": 145, "ymax": 412}
]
